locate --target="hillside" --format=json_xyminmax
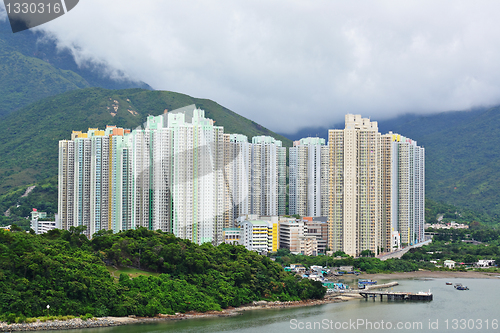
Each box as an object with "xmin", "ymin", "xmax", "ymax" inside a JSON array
[
  {"xmin": 384, "ymin": 107, "xmax": 500, "ymax": 219},
  {"xmin": 0, "ymin": 87, "xmax": 292, "ymax": 194},
  {"xmin": 0, "ymin": 37, "xmax": 90, "ymax": 117},
  {"xmin": 0, "ymin": 20, "xmax": 150, "ymax": 118},
  {"xmin": 0, "ymin": 228, "xmax": 324, "ymax": 319}
]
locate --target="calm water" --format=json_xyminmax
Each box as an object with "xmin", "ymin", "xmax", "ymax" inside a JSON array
[{"xmin": 54, "ymin": 277, "xmax": 500, "ymax": 333}]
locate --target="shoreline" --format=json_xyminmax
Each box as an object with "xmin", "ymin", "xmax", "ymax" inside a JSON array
[
  {"xmin": 2, "ymin": 271, "xmax": 498, "ymax": 332},
  {"xmin": 0, "ymin": 298, "xmax": 346, "ymax": 332},
  {"xmin": 358, "ymin": 270, "xmax": 500, "ymax": 280}
]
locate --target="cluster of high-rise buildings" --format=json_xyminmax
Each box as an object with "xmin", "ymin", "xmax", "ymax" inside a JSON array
[
  {"xmin": 289, "ymin": 115, "xmax": 425, "ymax": 256},
  {"xmin": 58, "ymin": 108, "xmax": 424, "ymax": 257}
]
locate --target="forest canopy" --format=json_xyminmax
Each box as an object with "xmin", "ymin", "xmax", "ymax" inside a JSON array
[{"xmin": 0, "ymin": 227, "xmax": 325, "ymax": 320}]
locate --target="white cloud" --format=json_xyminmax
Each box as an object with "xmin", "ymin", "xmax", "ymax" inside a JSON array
[{"xmin": 34, "ymin": 0, "xmax": 500, "ymax": 133}]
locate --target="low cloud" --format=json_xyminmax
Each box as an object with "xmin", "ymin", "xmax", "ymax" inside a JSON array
[{"xmin": 25, "ymin": 1, "xmax": 500, "ymax": 133}]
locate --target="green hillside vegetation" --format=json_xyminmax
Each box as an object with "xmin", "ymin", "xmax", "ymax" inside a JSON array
[
  {"xmin": 0, "ymin": 176, "xmax": 57, "ymax": 228},
  {"xmin": 0, "ymin": 87, "xmax": 291, "ymax": 194},
  {"xmin": 0, "ymin": 39, "xmax": 90, "ymax": 117},
  {"xmin": 402, "ymin": 227, "xmax": 500, "ymax": 267},
  {"xmin": 386, "ymin": 106, "xmax": 500, "ymax": 220},
  {"xmin": 0, "ymin": 227, "xmax": 325, "ymax": 320},
  {"xmin": 425, "ymin": 198, "xmax": 495, "ymax": 225},
  {"xmin": 0, "ymin": 20, "xmax": 150, "ymax": 118}
]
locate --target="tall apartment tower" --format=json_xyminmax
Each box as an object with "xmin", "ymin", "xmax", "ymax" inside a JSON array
[
  {"xmin": 326, "ymin": 115, "xmax": 425, "ymax": 256},
  {"xmin": 168, "ymin": 109, "xmax": 225, "ymax": 245},
  {"xmin": 289, "ymin": 137, "xmax": 326, "ymax": 217},
  {"xmin": 58, "ymin": 140, "xmax": 75, "ymax": 231},
  {"xmin": 250, "ymin": 136, "xmax": 286, "ymax": 216},
  {"xmin": 382, "ymin": 133, "xmax": 425, "ymax": 248},
  {"xmin": 224, "ymin": 134, "xmax": 252, "ymax": 226},
  {"xmin": 108, "ymin": 126, "xmax": 132, "ymax": 233},
  {"xmin": 59, "ymin": 127, "xmax": 130, "ymax": 237},
  {"xmin": 328, "ymin": 115, "xmax": 382, "ymax": 257}
]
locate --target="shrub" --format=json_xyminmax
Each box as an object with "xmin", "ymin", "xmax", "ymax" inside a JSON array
[
  {"xmin": 5, "ymin": 313, "xmax": 17, "ymax": 324},
  {"xmin": 80, "ymin": 313, "xmax": 93, "ymax": 320}
]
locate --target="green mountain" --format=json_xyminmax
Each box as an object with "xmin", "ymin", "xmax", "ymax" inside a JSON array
[
  {"xmin": 0, "ymin": 37, "xmax": 89, "ymax": 117},
  {"xmin": 0, "ymin": 87, "xmax": 292, "ymax": 196},
  {"xmin": 382, "ymin": 106, "xmax": 500, "ymax": 219},
  {"xmin": 0, "ymin": 20, "xmax": 151, "ymax": 118}
]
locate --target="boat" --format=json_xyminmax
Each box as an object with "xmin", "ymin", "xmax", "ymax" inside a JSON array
[
  {"xmin": 454, "ymin": 283, "xmax": 469, "ymax": 290},
  {"xmin": 446, "ymin": 282, "xmax": 452, "ymax": 285},
  {"xmin": 358, "ymin": 279, "xmax": 377, "ymax": 285}
]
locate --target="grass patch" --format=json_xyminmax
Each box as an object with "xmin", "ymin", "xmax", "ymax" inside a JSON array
[{"xmin": 106, "ymin": 266, "xmax": 160, "ymax": 281}]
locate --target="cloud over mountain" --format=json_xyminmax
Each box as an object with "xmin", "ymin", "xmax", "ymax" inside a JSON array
[{"xmin": 4, "ymin": 1, "xmax": 500, "ymax": 132}]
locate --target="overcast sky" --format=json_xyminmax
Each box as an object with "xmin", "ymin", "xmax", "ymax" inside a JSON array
[{"xmin": 2, "ymin": 1, "xmax": 500, "ymax": 133}]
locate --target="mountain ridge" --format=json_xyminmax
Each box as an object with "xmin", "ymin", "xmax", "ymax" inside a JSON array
[{"xmin": 0, "ymin": 19, "xmax": 151, "ymax": 118}]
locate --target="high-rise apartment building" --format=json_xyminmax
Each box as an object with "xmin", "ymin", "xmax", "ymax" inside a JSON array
[
  {"xmin": 224, "ymin": 134, "xmax": 252, "ymax": 226},
  {"xmin": 59, "ymin": 109, "xmax": 423, "ymax": 253},
  {"xmin": 325, "ymin": 115, "xmax": 424, "ymax": 257},
  {"xmin": 327, "ymin": 115, "xmax": 381, "ymax": 256},
  {"xmin": 289, "ymin": 137, "xmax": 327, "ymax": 217},
  {"xmin": 384, "ymin": 133, "xmax": 425, "ymax": 248},
  {"xmin": 59, "ymin": 127, "xmax": 130, "ymax": 238},
  {"xmin": 250, "ymin": 136, "xmax": 286, "ymax": 216},
  {"xmin": 168, "ymin": 109, "xmax": 226, "ymax": 244}
]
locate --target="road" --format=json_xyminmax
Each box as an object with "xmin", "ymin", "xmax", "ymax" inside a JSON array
[{"xmin": 377, "ymin": 239, "xmax": 432, "ymax": 260}]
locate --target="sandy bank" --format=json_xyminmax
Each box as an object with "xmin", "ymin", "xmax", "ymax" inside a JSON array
[{"xmin": 359, "ymin": 270, "xmax": 500, "ymax": 280}]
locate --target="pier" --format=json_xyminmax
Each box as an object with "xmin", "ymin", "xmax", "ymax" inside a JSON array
[{"xmin": 358, "ymin": 290, "xmax": 433, "ymax": 301}]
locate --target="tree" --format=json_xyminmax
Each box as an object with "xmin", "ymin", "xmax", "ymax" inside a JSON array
[{"xmin": 360, "ymin": 249, "xmax": 374, "ymax": 257}]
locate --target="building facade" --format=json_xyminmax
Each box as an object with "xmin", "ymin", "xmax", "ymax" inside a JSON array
[
  {"xmin": 250, "ymin": 136, "xmax": 286, "ymax": 216},
  {"xmin": 324, "ymin": 115, "xmax": 424, "ymax": 256},
  {"xmin": 59, "ymin": 110, "xmax": 424, "ymax": 254},
  {"xmin": 289, "ymin": 137, "xmax": 327, "ymax": 217},
  {"xmin": 58, "ymin": 106, "xmax": 288, "ymax": 245}
]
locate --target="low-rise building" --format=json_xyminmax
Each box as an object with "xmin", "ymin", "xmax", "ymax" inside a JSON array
[
  {"xmin": 30, "ymin": 209, "xmax": 58, "ymax": 235},
  {"xmin": 298, "ymin": 235, "xmax": 318, "ymax": 256},
  {"xmin": 476, "ymin": 259, "xmax": 495, "ymax": 268},
  {"xmin": 443, "ymin": 260, "xmax": 456, "ymax": 269},
  {"xmin": 425, "ymin": 222, "xmax": 469, "ymax": 230},
  {"xmin": 223, "ymin": 228, "xmax": 241, "ymax": 245},
  {"xmin": 303, "ymin": 217, "xmax": 328, "ymax": 253},
  {"xmin": 391, "ymin": 230, "xmax": 401, "ymax": 251},
  {"xmin": 239, "ymin": 217, "xmax": 279, "ymax": 253},
  {"xmin": 279, "ymin": 220, "xmax": 304, "ymax": 253}
]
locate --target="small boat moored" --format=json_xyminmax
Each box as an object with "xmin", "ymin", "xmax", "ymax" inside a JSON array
[
  {"xmin": 446, "ymin": 282, "xmax": 452, "ymax": 285},
  {"xmin": 358, "ymin": 279, "xmax": 377, "ymax": 285},
  {"xmin": 454, "ymin": 283, "xmax": 469, "ymax": 290}
]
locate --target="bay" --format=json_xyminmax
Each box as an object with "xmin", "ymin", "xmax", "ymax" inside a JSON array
[{"xmin": 52, "ymin": 277, "xmax": 500, "ymax": 333}]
